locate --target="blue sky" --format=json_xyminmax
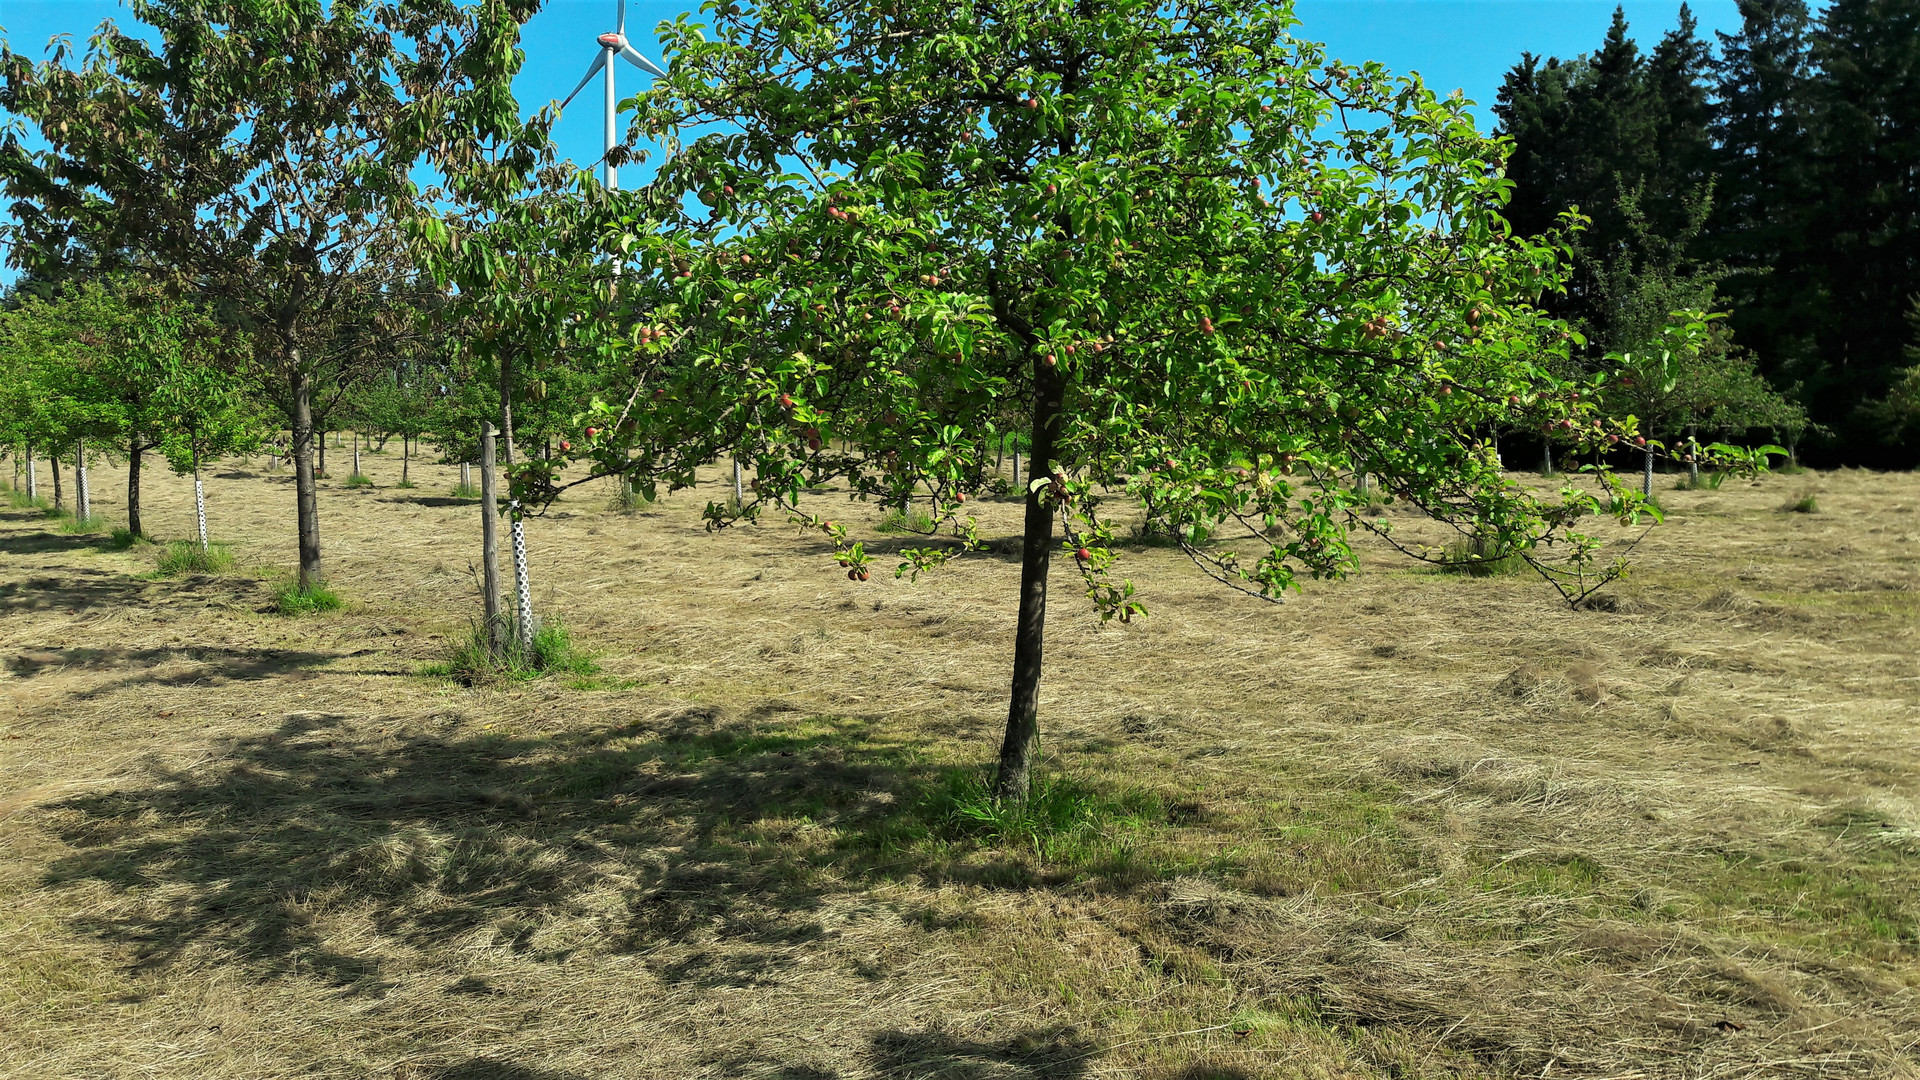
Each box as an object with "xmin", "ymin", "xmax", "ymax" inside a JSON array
[{"xmin": 0, "ymin": 0, "xmax": 1743, "ymax": 283}]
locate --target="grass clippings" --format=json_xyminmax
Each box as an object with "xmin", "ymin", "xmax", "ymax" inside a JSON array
[{"xmin": 0, "ymin": 457, "xmax": 1914, "ymax": 1079}]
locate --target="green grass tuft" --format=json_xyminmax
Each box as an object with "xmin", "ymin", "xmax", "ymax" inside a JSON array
[
  {"xmin": 609, "ymin": 482, "xmax": 654, "ymax": 512},
  {"xmin": 424, "ymin": 617, "xmax": 598, "ymax": 685},
  {"xmin": 156, "ymin": 541, "xmax": 235, "ymax": 576},
  {"xmin": 344, "ymin": 473, "xmax": 374, "ymax": 488},
  {"xmin": 887, "ymin": 767, "xmax": 1167, "ymax": 866},
  {"xmin": 273, "ymin": 578, "xmax": 343, "ymax": 615},
  {"xmin": 449, "ymin": 480, "xmax": 480, "ymax": 498},
  {"xmin": 106, "ymin": 526, "xmax": 150, "ymax": 548},
  {"xmin": 1785, "ymin": 494, "xmax": 1820, "ymax": 514},
  {"xmin": 876, "ymin": 505, "xmax": 936, "ymax": 534},
  {"xmin": 393, "ymin": 479, "xmax": 416, "ymax": 489},
  {"xmin": 1438, "ymin": 533, "xmax": 1527, "ymax": 577},
  {"xmin": 58, "ymin": 513, "xmax": 108, "ymax": 534}
]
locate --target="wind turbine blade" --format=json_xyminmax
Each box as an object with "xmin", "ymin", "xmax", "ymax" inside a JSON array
[
  {"xmin": 617, "ymin": 0, "xmax": 627, "ymax": 37},
  {"xmin": 559, "ymin": 51, "xmax": 609, "ymax": 109},
  {"xmin": 620, "ymin": 44, "xmax": 668, "ymax": 78}
]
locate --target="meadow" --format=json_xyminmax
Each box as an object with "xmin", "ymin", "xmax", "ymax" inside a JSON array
[{"xmin": 1, "ymin": 450, "xmax": 1915, "ymax": 1079}]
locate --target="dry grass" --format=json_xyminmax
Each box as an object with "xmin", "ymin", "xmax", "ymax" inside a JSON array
[{"xmin": 0, "ymin": 454, "xmax": 1916, "ymax": 1079}]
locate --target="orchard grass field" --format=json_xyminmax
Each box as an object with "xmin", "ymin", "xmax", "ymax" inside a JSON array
[{"xmin": 1, "ymin": 452, "xmax": 1915, "ymax": 1079}]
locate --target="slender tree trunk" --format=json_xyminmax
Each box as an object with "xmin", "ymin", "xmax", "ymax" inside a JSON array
[
  {"xmin": 402, "ymin": 436, "xmax": 410, "ymax": 484},
  {"xmin": 732, "ymin": 456, "xmax": 744, "ymax": 505},
  {"xmin": 126, "ymin": 442, "xmax": 143, "ymax": 537},
  {"xmin": 1787, "ymin": 440, "xmax": 1798, "ymax": 469},
  {"xmin": 352, "ymin": 432, "xmax": 361, "ymax": 479},
  {"xmin": 461, "ymin": 460, "xmax": 471, "ymax": 492},
  {"xmin": 1491, "ymin": 432, "xmax": 1502, "ymax": 469},
  {"xmin": 480, "ymin": 421, "xmax": 504, "ymax": 655},
  {"xmin": 51, "ymin": 448, "xmax": 63, "ymax": 513},
  {"xmin": 1011, "ymin": 448, "xmax": 1021, "ymax": 489},
  {"xmin": 25, "ymin": 444, "xmax": 36, "ymax": 501},
  {"xmin": 1355, "ymin": 458, "xmax": 1369, "ymax": 496},
  {"xmin": 75, "ymin": 440, "xmax": 91, "ymax": 521},
  {"xmin": 1687, "ymin": 425, "xmax": 1700, "ymax": 485},
  {"xmin": 193, "ymin": 447, "xmax": 209, "ymax": 552},
  {"xmin": 1541, "ymin": 441, "xmax": 1553, "ymax": 476},
  {"xmin": 995, "ymin": 353, "xmax": 1068, "ymax": 802},
  {"xmin": 292, "ymin": 366, "xmax": 323, "ymax": 588},
  {"xmin": 1643, "ymin": 448, "xmax": 1654, "ymax": 497}
]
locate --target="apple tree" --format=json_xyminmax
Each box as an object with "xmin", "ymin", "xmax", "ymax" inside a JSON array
[
  {"xmin": 553, "ymin": 0, "xmax": 1667, "ymax": 799},
  {"xmin": 0, "ymin": 0, "xmax": 536, "ymax": 591}
]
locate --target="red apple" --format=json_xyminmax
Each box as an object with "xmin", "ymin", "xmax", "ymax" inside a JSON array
[
  {"xmin": 779, "ymin": 394, "xmax": 794, "ymax": 409},
  {"xmin": 1075, "ymin": 547, "xmax": 1091, "ymax": 562},
  {"xmin": 1309, "ymin": 211, "xmax": 1324, "ymax": 224},
  {"xmin": 1043, "ymin": 353, "xmax": 1057, "ymax": 366},
  {"xmin": 1634, "ymin": 437, "xmax": 1647, "ymax": 446},
  {"xmin": 585, "ymin": 427, "xmax": 599, "ymax": 437},
  {"xmin": 559, "ymin": 440, "xmax": 572, "ymax": 452},
  {"xmin": 723, "ymin": 185, "xmax": 735, "ymax": 196},
  {"xmin": 1046, "ymin": 183, "xmax": 1057, "ymax": 195}
]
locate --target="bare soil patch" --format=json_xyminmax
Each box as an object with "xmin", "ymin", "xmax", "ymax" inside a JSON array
[{"xmin": 2, "ymin": 454, "xmax": 1915, "ymax": 1078}]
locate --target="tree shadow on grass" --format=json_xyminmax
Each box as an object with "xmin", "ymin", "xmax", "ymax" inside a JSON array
[
  {"xmin": 36, "ymin": 705, "xmax": 1056, "ymax": 995},
  {"xmin": 0, "ymin": 569, "xmax": 153, "ymax": 613}
]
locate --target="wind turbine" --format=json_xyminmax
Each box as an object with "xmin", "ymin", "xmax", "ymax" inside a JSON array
[{"xmin": 559, "ymin": 0, "xmax": 669, "ymax": 191}]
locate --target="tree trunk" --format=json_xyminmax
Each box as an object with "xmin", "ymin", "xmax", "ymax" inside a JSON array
[
  {"xmin": 193, "ymin": 447, "xmax": 209, "ymax": 552},
  {"xmin": 51, "ymin": 448, "xmax": 63, "ymax": 513},
  {"xmin": 1687, "ymin": 425, "xmax": 1700, "ymax": 485},
  {"xmin": 732, "ymin": 456, "xmax": 744, "ymax": 505},
  {"xmin": 1355, "ymin": 458, "xmax": 1369, "ymax": 496},
  {"xmin": 402, "ymin": 436, "xmax": 410, "ymax": 485},
  {"xmin": 1643, "ymin": 448, "xmax": 1654, "ymax": 497},
  {"xmin": 75, "ymin": 440, "xmax": 91, "ymax": 521},
  {"xmin": 1541, "ymin": 441, "xmax": 1553, "ymax": 476},
  {"xmin": 352, "ymin": 432, "xmax": 361, "ymax": 479},
  {"xmin": 25, "ymin": 444, "xmax": 36, "ymax": 501},
  {"xmin": 1491, "ymin": 433, "xmax": 1502, "ymax": 470},
  {"xmin": 995, "ymin": 353, "xmax": 1067, "ymax": 803},
  {"xmin": 1011, "ymin": 449, "xmax": 1020, "ymax": 488},
  {"xmin": 292, "ymin": 366, "xmax": 323, "ymax": 588},
  {"xmin": 126, "ymin": 441, "xmax": 143, "ymax": 537},
  {"xmin": 461, "ymin": 461, "xmax": 470, "ymax": 492},
  {"xmin": 480, "ymin": 421, "xmax": 504, "ymax": 654}
]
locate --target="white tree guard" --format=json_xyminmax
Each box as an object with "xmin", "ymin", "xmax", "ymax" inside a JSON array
[
  {"xmin": 26, "ymin": 447, "xmax": 37, "ymax": 500},
  {"xmin": 195, "ymin": 471, "xmax": 209, "ymax": 551},
  {"xmin": 510, "ymin": 510, "xmax": 533, "ymax": 649},
  {"xmin": 75, "ymin": 441, "xmax": 90, "ymax": 521}
]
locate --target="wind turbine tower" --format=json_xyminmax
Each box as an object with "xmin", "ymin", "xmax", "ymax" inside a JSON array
[{"xmin": 560, "ymin": 0, "xmax": 669, "ymax": 191}]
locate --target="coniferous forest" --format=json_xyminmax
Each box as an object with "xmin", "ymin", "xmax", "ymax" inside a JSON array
[{"xmin": 1496, "ymin": 0, "xmax": 1920, "ymax": 466}]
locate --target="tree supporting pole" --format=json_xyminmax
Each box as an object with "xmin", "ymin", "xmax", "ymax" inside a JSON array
[
  {"xmin": 1687, "ymin": 425, "xmax": 1700, "ymax": 485},
  {"xmin": 1643, "ymin": 448, "xmax": 1654, "ymax": 497},
  {"xmin": 479, "ymin": 422, "xmax": 504, "ymax": 654},
  {"xmin": 732, "ymin": 456, "xmax": 744, "ymax": 505},
  {"xmin": 25, "ymin": 444, "xmax": 36, "ymax": 501}
]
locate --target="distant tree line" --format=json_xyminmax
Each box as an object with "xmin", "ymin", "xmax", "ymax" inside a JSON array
[{"xmin": 1496, "ymin": 0, "xmax": 1920, "ymax": 466}]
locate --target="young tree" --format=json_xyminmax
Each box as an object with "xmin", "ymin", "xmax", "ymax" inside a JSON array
[
  {"xmin": 157, "ymin": 332, "xmax": 266, "ymax": 552},
  {"xmin": 549, "ymin": 0, "xmax": 1658, "ymax": 800},
  {"xmin": 0, "ymin": 0, "xmax": 531, "ymax": 590}
]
